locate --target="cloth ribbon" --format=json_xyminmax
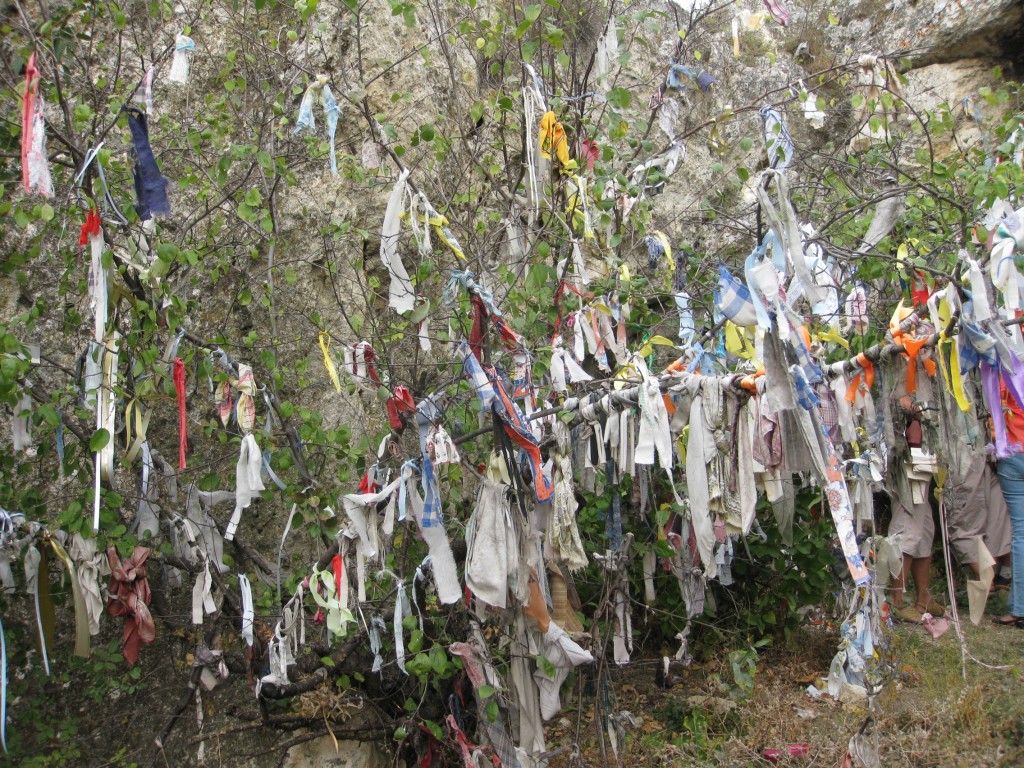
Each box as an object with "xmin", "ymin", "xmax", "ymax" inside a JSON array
[
  {"xmin": 343, "ymin": 341, "xmax": 382, "ymax": 386},
  {"xmin": 226, "ymin": 434, "xmax": 265, "ymax": 541},
  {"xmin": 123, "ymin": 398, "xmax": 151, "ymax": 464},
  {"xmin": 106, "ymin": 546, "xmax": 155, "ymax": 665},
  {"xmin": 167, "ymin": 33, "xmax": 195, "ymax": 85},
  {"xmin": 889, "ymin": 302, "xmax": 936, "ymax": 394},
  {"xmin": 125, "ymin": 106, "xmax": 171, "ymax": 219},
  {"xmin": 25, "ymin": 545, "xmax": 54, "ymax": 675},
  {"xmin": 21, "ymin": 52, "xmax": 54, "ymax": 197},
  {"xmin": 539, "ymin": 111, "xmax": 571, "ymax": 168},
  {"xmin": 386, "ymin": 385, "xmax": 416, "ymax": 429},
  {"xmin": 192, "ymin": 559, "xmax": 216, "ymax": 625},
  {"xmin": 981, "ymin": 358, "xmax": 1024, "ymax": 459},
  {"xmin": 407, "ymin": 198, "xmax": 467, "ymax": 260},
  {"xmin": 319, "ymin": 331, "xmax": 342, "ymax": 392},
  {"xmin": 380, "ymin": 168, "xmax": 416, "ymax": 313},
  {"xmin": 805, "ymin": 399, "xmax": 871, "ymax": 585},
  {"xmin": 845, "ymin": 355, "xmax": 875, "ymax": 405},
  {"xmin": 173, "ymin": 357, "xmax": 188, "ymax": 468},
  {"xmin": 68, "ymin": 533, "xmax": 108, "ymax": 637},
  {"xmin": 394, "ymin": 581, "xmax": 410, "ymax": 674},
  {"xmin": 844, "ymin": 283, "xmax": 870, "ymax": 334},
  {"xmin": 490, "ymin": 368, "xmax": 554, "ymax": 503},
  {"xmin": 755, "ymin": 170, "xmax": 826, "ymax": 306},
  {"xmin": 759, "ymin": 105, "xmax": 794, "ymax": 170},
  {"xmin": 239, "ymin": 573, "xmax": 254, "ymax": 647},
  {"xmin": 295, "ymin": 76, "xmax": 341, "ymax": 176},
  {"xmin": 762, "ymin": 0, "xmax": 789, "ymax": 26},
  {"xmin": 931, "ymin": 288, "xmax": 970, "ymax": 412},
  {"xmin": 310, "ymin": 552, "xmax": 354, "ymax": 641}
]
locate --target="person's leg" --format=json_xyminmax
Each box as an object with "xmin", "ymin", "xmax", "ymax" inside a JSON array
[
  {"xmin": 892, "ymin": 554, "xmax": 912, "ymax": 606},
  {"xmin": 910, "ymin": 556, "xmax": 940, "ymax": 615},
  {"xmin": 995, "ymin": 454, "xmax": 1024, "ymax": 621}
]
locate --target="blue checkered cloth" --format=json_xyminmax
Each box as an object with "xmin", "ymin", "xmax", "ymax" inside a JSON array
[{"xmin": 715, "ymin": 266, "xmax": 757, "ymax": 326}]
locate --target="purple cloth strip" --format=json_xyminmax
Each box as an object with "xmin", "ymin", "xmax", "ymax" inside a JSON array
[{"xmin": 982, "ymin": 358, "xmax": 1024, "ymax": 459}]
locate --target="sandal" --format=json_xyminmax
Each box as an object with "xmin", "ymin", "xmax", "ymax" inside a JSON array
[
  {"xmin": 990, "ymin": 575, "xmax": 1011, "ymax": 593},
  {"xmin": 992, "ymin": 615, "xmax": 1024, "ymax": 627},
  {"xmin": 892, "ymin": 605, "xmax": 923, "ymax": 623}
]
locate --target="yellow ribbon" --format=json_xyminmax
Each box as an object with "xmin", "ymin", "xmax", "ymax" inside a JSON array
[
  {"xmin": 565, "ymin": 174, "xmax": 593, "ymax": 238},
  {"xmin": 486, "ymin": 451, "xmax": 511, "ymax": 484},
  {"xmin": 937, "ymin": 293, "xmax": 970, "ymax": 412},
  {"xmin": 48, "ymin": 537, "xmax": 91, "ymax": 658},
  {"xmin": 124, "ymin": 398, "xmax": 151, "ymax": 464},
  {"xmin": 539, "ymin": 111, "xmax": 572, "ymax": 168},
  {"xmin": 435, "ymin": 224, "xmax": 466, "ymax": 261},
  {"xmin": 813, "ymin": 327, "xmax": 850, "ymax": 350},
  {"xmin": 724, "ymin": 320, "xmax": 757, "ymax": 360},
  {"xmin": 318, "ymin": 332, "xmax": 342, "ymax": 393},
  {"xmin": 406, "ymin": 209, "xmax": 467, "ymax": 260}
]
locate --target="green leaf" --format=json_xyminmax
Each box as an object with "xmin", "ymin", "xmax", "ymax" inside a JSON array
[
  {"xmin": 478, "ymin": 684, "xmax": 496, "ymax": 699},
  {"xmin": 157, "ymin": 242, "xmax": 179, "ymax": 263},
  {"xmin": 36, "ymin": 404, "xmax": 60, "ymax": 427},
  {"xmin": 485, "ymin": 699, "xmax": 499, "ymax": 723},
  {"xmin": 90, "ymin": 428, "xmax": 110, "ymax": 452},
  {"xmin": 470, "ymin": 101, "xmax": 485, "ymax": 125},
  {"xmin": 607, "ymin": 87, "xmax": 631, "ymax": 110},
  {"xmin": 39, "ymin": 204, "xmax": 54, "ymax": 222},
  {"xmin": 536, "ymin": 655, "xmax": 557, "ymax": 678},
  {"xmin": 429, "ymin": 646, "xmax": 449, "ymax": 674},
  {"xmin": 424, "ymin": 719, "xmax": 443, "ymax": 740},
  {"xmin": 524, "ymin": 4, "xmax": 541, "ymax": 22}
]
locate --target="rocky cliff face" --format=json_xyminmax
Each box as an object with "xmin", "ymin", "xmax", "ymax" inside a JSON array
[{"xmin": 0, "ymin": 0, "xmax": 1020, "ymax": 765}]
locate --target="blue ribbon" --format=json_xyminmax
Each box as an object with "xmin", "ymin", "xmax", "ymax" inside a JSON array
[
  {"xmin": 55, "ymin": 415, "xmax": 65, "ymax": 468},
  {"xmin": 323, "ymin": 85, "xmax": 339, "ymax": 177},
  {"xmin": 743, "ymin": 241, "xmax": 773, "ymax": 330},
  {"xmin": 759, "ymin": 104, "xmax": 794, "ymax": 171},
  {"xmin": 124, "ymin": 106, "xmax": 171, "ymax": 220},
  {"xmin": 262, "ymin": 450, "xmax": 287, "ymax": 490}
]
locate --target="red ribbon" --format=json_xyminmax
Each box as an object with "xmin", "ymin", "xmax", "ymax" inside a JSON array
[
  {"xmin": 469, "ymin": 294, "xmax": 487, "ymax": 361},
  {"xmin": 551, "ymin": 279, "xmax": 588, "ymax": 343},
  {"xmin": 79, "ymin": 208, "xmax": 101, "ymax": 247},
  {"xmin": 357, "ymin": 470, "xmax": 380, "ymax": 494},
  {"xmin": 106, "ymin": 546, "xmax": 155, "ymax": 665},
  {"xmin": 331, "ymin": 553, "xmax": 343, "ymax": 602},
  {"xmin": 173, "ymin": 357, "xmax": 188, "ymax": 469},
  {"xmin": 386, "ymin": 384, "xmax": 416, "ymax": 430},
  {"xmin": 351, "ymin": 342, "xmax": 382, "ymax": 385},
  {"xmin": 911, "ymin": 271, "xmax": 931, "ymax": 307}
]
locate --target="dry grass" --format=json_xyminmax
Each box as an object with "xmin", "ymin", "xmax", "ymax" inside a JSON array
[{"xmin": 544, "ymin": 594, "xmax": 1024, "ymax": 767}]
